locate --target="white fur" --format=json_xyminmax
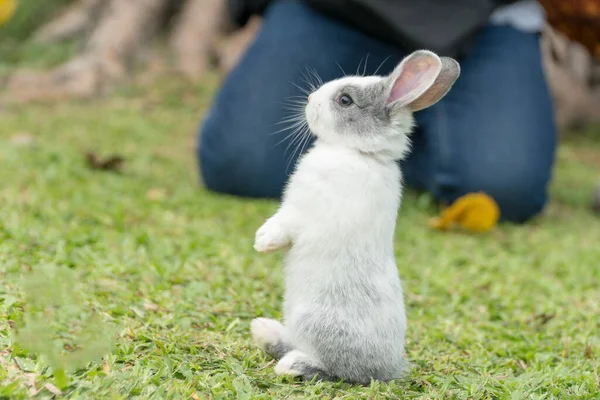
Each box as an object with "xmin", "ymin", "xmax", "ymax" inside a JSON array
[
  {"xmin": 254, "ymin": 81, "xmax": 409, "ymax": 384},
  {"xmin": 251, "ymin": 318, "xmax": 285, "ymax": 350},
  {"xmin": 252, "ymin": 50, "xmax": 460, "ymax": 384},
  {"xmin": 256, "ymin": 141, "xmax": 407, "ymax": 382},
  {"xmin": 275, "ymin": 350, "xmax": 307, "ymax": 376}
]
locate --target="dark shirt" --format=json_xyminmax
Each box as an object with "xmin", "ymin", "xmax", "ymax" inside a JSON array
[{"xmin": 227, "ymin": 0, "xmax": 519, "ymax": 57}]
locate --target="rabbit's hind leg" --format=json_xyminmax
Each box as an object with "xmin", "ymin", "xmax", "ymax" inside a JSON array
[
  {"xmin": 275, "ymin": 350, "xmax": 336, "ymax": 382},
  {"xmin": 251, "ymin": 318, "xmax": 294, "ymax": 360}
]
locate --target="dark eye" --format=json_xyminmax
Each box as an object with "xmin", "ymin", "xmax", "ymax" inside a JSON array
[{"xmin": 338, "ymin": 94, "xmax": 353, "ymax": 107}]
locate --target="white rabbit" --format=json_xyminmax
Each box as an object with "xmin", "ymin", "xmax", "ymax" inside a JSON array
[{"xmin": 251, "ymin": 50, "xmax": 460, "ymax": 384}]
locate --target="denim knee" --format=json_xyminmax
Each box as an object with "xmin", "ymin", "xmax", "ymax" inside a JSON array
[
  {"xmin": 198, "ymin": 107, "xmax": 287, "ymax": 199},
  {"xmin": 456, "ymin": 160, "xmax": 550, "ymax": 223},
  {"xmin": 196, "ymin": 0, "xmax": 406, "ymax": 199},
  {"xmin": 197, "ymin": 109, "xmax": 229, "ymax": 195},
  {"xmin": 412, "ymin": 25, "xmax": 557, "ymax": 224}
]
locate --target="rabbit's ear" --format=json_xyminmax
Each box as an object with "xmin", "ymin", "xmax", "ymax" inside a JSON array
[{"xmin": 386, "ymin": 51, "xmax": 460, "ymax": 112}]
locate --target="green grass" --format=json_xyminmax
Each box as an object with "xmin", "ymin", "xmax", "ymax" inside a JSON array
[{"xmin": 0, "ymin": 73, "xmax": 599, "ymax": 399}]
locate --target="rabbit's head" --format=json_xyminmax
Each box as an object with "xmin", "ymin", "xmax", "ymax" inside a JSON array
[{"xmin": 305, "ymin": 50, "xmax": 460, "ymax": 160}]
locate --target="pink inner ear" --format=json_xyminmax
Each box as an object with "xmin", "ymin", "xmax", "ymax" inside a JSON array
[{"xmin": 387, "ymin": 57, "xmax": 440, "ymax": 106}]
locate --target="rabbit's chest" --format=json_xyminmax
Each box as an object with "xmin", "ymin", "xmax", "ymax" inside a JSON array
[{"xmin": 288, "ymin": 160, "xmax": 401, "ymax": 237}]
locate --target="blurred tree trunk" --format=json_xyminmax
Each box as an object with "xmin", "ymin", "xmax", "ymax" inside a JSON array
[
  {"xmin": 4, "ymin": 0, "xmax": 237, "ymax": 103},
  {"xmin": 170, "ymin": 0, "xmax": 233, "ymax": 80},
  {"xmin": 32, "ymin": 0, "xmax": 104, "ymax": 44},
  {"xmin": 541, "ymin": 24, "xmax": 600, "ymax": 133},
  {"xmin": 538, "ymin": 0, "xmax": 600, "ymax": 132},
  {"xmin": 3, "ymin": 0, "xmax": 600, "ymax": 137}
]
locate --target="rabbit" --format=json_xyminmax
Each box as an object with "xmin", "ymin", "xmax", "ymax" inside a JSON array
[{"xmin": 251, "ymin": 50, "xmax": 460, "ymax": 385}]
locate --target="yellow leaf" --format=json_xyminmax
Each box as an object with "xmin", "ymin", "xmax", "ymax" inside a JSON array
[
  {"xmin": 0, "ymin": 0, "xmax": 17, "ymax": 26},
  {"xmin": 429, "ymin": 192, "xmax": 500, "ymax": 233}
]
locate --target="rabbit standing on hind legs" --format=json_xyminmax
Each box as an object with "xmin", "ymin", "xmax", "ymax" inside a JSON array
[{"xmin": 251, "ymin": 50, "xmax": 460, "ymax": 385}]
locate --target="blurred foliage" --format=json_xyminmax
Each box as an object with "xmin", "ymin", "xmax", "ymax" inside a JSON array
[
  {"xmin": 0, "ymin": 0, "xmax": 18, "ymax": 26},
  {"xmin": 0, "ymin": 0, "xmax": 77, "ymax": 70},
  {"xmin": 14, "ymin": 265, "xmax": 117, "ymax": 389},
  {"xmin": 0, "ymin": 0, "xmax": 74, "ymax": 40},
  {"xmin": 539, "ymin": 0, "xmax": 600, "ymax": 58}
]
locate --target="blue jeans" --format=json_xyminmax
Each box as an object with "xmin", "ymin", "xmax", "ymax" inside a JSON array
[{"xmin": 198, "ymin": 0, "xmax": 556, "ymax": 222}]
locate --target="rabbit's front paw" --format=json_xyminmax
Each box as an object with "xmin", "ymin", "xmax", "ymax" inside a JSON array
[{"xmin": 254, "ymin": 219, "xmax": 289, "ymax": 253}]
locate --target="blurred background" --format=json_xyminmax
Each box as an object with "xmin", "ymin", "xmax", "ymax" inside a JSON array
[
  {"xmin": 0, "ymin": 0, "xmax": 598, "ymax": 129},
  {"xmin": 3, "ymin": 0, "xmax": 599, "ymax": 207},
  {"xmin": 1, "ymin": 0, "xmax": 599, "ymax": 208}
]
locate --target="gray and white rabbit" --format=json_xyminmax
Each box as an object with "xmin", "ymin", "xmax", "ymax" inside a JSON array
[{"xmin": 251, "ymin": 50, "xmax": 460, "ymax": 384}]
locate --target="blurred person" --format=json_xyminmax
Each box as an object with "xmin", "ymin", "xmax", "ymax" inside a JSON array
[{"xmin": 197, "ymin": 0, "xmax": 556, "ymax": 223}]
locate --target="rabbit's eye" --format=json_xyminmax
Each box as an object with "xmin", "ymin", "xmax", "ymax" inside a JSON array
[{"xmin": 338, "ymin": 94, "xmax": 353, "ymax": 107}]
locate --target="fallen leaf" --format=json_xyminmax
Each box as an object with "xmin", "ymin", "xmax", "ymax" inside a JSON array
[
  {"xmin": 25, "ymin": 373, "xmax": 40, "ymax": 396},
  {"xmin": 0, "ymin": 0, "xmax": 17, "ymax": 26},
  {"xmin": 562, "ymin": 337, "xmax": 570, "ymax": 358},
  {"xmin": 429, "ymin": 192, "xmax": 500, "ymax": 233},
  {"xmin": 527, "ymin": 312, "xmax": 556, "ymax": 326},
  {"xmin": 143, "ymin": 300, "xmax": 159, "ymax": 311},
  {"xmin": 44, "ymin": 383, "xmax": 63, "ymax": 396},
  {"xmin": 10, "ymin": 132, "xmax": 35, "ymax": 147},
  {"xmin": 26, "ymin": 373, "xmax": 37, "ymax": 387},
  {"xmin": 85, "ymin": 151, "xmax": 125, "ymax": 172},
  {"xmin": 102, "ymin": 360, "xmax": 110, "ymax": 374},
  {"xmin": 146, "ymin": 188, "xmax": 166, "ymax": 201},
  {"xmin": 477, "ymin": 283, "xmax": 491, "ymax": 292},
  {"xmin": 593, "ymin": 181, "xmax": 600, "ymax": 214},
  {"xmin": 585, "ymin": 343, "xmax": 594, "ymax": 359}
]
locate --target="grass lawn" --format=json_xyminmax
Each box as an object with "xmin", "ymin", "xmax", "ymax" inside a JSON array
[{"xmin": 0, "ymin": 67, "xmax": 600, "ymax": 397}]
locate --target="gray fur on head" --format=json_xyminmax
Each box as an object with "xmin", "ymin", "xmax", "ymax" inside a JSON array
[{"xmin": 305, "ymin": 50, "xmax": 460, "ymax": 160}]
